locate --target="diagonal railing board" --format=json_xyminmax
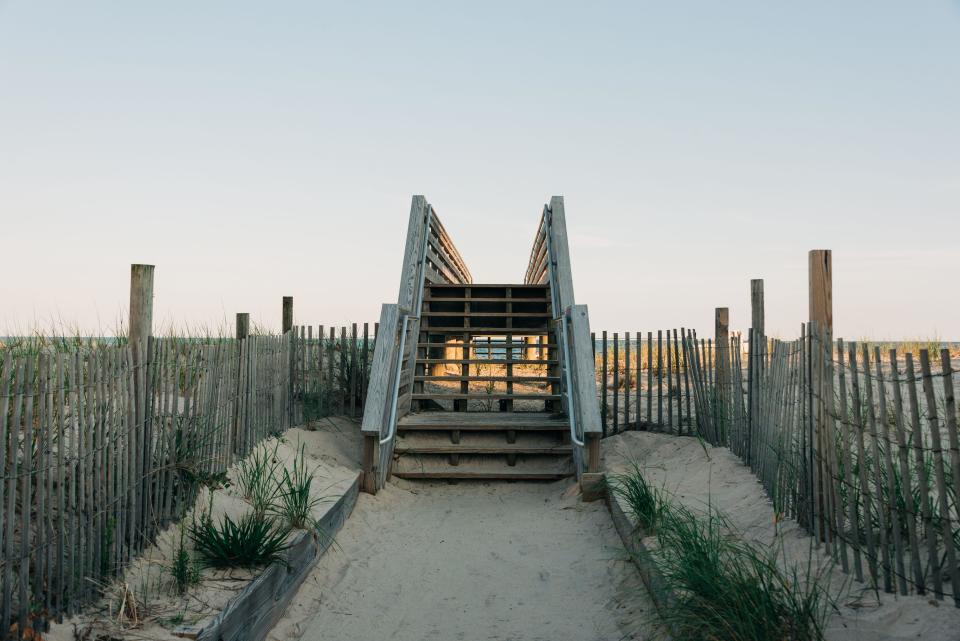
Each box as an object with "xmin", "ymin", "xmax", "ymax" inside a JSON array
[
  {"xmin": 361, "ymin": 196, "xmax": 472, "ymax": 493},
  {"xmin": 360, "ymin": 304, "xmax": 400, "ymax": 493},
  {"xmin": 524, "ymin": 196, "xmax": 600, "ymax": 478}
]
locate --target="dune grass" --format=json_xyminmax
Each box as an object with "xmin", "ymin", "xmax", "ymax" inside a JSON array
[{"xmin": 610, "ymin": 466, "xmax": 834, "ymax": 641}]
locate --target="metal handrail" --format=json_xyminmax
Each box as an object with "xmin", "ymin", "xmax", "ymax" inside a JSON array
[
  {"xmin": 543, "ymin": 208, "xmax": 583, "ymax": 448},
  {"xmin": 556, "ymin": 311, "xmax": 584, "ymax": 447},
  {"xmin": 381, "ymin": 314, "xmax": 418, "ymax": 446}
]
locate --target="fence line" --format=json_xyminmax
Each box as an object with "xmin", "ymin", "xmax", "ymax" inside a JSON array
[
  {"xmin": 0, "ymin": 320, "xmax": 380, "ymax": 638},
  {"xmin": 593, "ymin": 329, "xmax": 742, "ymax": 437},
  {"xmin": 683, "ymin": 325, "xmax": 960, "ymax": 606}
]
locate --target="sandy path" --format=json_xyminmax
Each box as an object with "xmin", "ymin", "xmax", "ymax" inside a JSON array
[{"xmin": 269, "ymin": 480, "xmax": 656, "ymax": 641}]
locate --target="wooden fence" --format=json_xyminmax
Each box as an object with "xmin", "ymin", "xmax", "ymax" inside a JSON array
[
  {"xmin": 592, "ymin": 329, "xmax": 723, "ymax": 437},
  {"xmin": 684, "ymin": 325, "xmax": 960, "ymax": 605},
  {"xmin": 0, "ymin": 320, "xmax": 380, "ymax": 638},
  {"xmin": 291, "ymin": 323, "xmax": 377, "ymax": 424}
]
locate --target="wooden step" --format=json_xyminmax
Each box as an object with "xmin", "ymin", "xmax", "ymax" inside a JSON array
[
  {"xmin": 418, "ymin": 358, "xmax": 555, "ymax": 365},
  {"xmin": 419, "ymin": 327, "xmax": 552, "ymax": 335},
  {"xmin": 391, "ymin": 454, "xmax": 573, "ymax": 481},
  {"xmin": 414, "ymin": 375, "xmax": 559, "ymax": 382},
  {"xmin": 413, "ymin": 393, "xmax": 560, "ymax": 401},
  {"xmin": 421, "ymin": 311, "xmax": 552, "ymax": 318},
  {"xmin": 426, "ymin": 283, "xmax": 550, "ymax": 289},
  {"xmin": 394, "ymin": 443, "xmax": 572, "ymax": 455},
  {"xmin": 416, "ymin": 341, "xmax": 554, "ymax": 347},
  {"xmin": 392, "ymin": 471, "xmax": 570, "ymax": 480},
  {"xmin": 397, "ymin": 412, "xmax": 568, "ymax": 432},
  {"xmin": 423, "ymin": 297, "xmax": 551, "ymax": 303}
]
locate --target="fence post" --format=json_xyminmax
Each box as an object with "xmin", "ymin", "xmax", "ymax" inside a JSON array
[
  {"xmin": 282, "ymin": 296, "xmax": 293, "ymax": 334},
  {"xmin": 282, "ymin": 298, "xmax": 294, "ymax": 426},
  {"xmin": 233, "ymin": 313, "xmax": 250, "ymax": 454},
  {"xmin": 128, "ymin": 264, "xmax": 154, "ymax": 544},
  {"xmin": 236, "ymin": 313, "xmax": 250, "ymax": 341},
  {"xmin": 714, "ymin": 307, "xmax": 729, "ymax": 443},
  {"xmin": 809, "ymin": 249, "xmax": 832, "ymax": 542},
  {"xmin": 749, "ymin": 279, "xmax": 764, "ymax": 463}
]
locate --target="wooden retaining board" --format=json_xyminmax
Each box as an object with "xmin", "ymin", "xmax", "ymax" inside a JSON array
[
  {"xmin": 194, "ymin": 472, "xmax": 360, "ymax": 641},
  {"xmin": 604, "ymin": 488, "xmax": 679, "ymax": 636}
]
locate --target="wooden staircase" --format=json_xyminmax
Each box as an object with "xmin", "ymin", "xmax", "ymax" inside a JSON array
[{"xmin": 392, "ymin": 283, "xmax": 575, "ymax": 480}]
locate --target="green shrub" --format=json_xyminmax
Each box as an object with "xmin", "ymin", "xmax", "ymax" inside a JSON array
[{"xmin": 189, "ymin": 511, "xmax": 290, "ymax": 569}]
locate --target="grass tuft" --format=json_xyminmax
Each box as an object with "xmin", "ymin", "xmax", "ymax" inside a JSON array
[
  {"xmin": 270, "ymin": 442, "xmax": 332, "ymax": 529},
  {"xmin": 235, "ymin": 441, "xmax": 283, "ymax": 517},
  {"xmin": 189, "ymin": 510, "xmax": 290, "ymax": 569}
]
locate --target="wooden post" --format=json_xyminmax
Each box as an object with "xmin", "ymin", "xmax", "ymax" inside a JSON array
[
  {"xmin": 236, "ymin": 313, "xmax": 250, "ymax": 340},
  {"xmin": 129, "ymin": 265, "xmax": 155, "ymax": 354},
  {"xmin": 808, "ymin": 249, "xmax": 832, "ymax": 543},
  {"xmin": 715, "ymin": 308, "xmax": 729, "ymax": 441},
  {"xmin": 749, "ymin": 279, "xmax": 764, "ymax": 463},
  {"xmin": 809, "ymin": 250, "xmax": 833, "ymax": 331},
  {"xmin": 282, "ymin": 296, "xmax": 293, "ymax": 334}
]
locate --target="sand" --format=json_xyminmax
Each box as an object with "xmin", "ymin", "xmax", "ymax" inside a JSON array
[
  {"xmin": 268, "ymin": 479, "xmax": 660, "ymax": 641},
  {"xmin": 603, "ymin": 430, "xmax": 960, "ymax": 641},
  {"xmin": 47, "ymin": 416, "xmax": 363, "ymax": 641}
]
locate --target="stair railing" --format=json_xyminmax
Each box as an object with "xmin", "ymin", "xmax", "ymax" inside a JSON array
[
  {"xmin": 526, "ymin": 196, "xmax": 602, "ymax": 477},
  {"xmin": 556, "ymin": 311, "xmax": 584, "ymax": 447},
  {"xmin": 362, "ymin": 196, "xmax": 472, "ymax": 493},
  {"xmin": 381, "ymin": 314, "xmax": 419, "ymax": 446}
]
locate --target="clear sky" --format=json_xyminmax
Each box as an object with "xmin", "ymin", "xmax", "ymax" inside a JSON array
[{"xmin": 2, "ymin": 2, "xmax": 958, "ymax": 339}]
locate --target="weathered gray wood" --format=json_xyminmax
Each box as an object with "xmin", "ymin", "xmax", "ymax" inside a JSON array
[
  {"xmin": 920, "ymin": 349, "xmax": 955, "ymax": 602},
  {"xmin": 1, "ymin": 360, "xmax": 23, "ymax": 634},
  {"xmin": 547, "ymin": 196, "xmax": 576, "ymax": 309},
  {"xmin": 848, "ymin": 344, "xmax": 878, "ymax": 585},
  {"xmin": 874, "ymin": 346, "xmax": 908, "ymax": 594},
  {"xmin": 941, "ymin": 350, "xmax": 960, "ymax": 603},
  {"xmin": 397, "ymin": 196, "xmax": 429, "ymax": 311},
  {"xmin": 862, "ymin": 346, "xmax": 892, "ymax": 592},
  {"xmin": 890, "ymin": 349, "xmax": 925, "ymax": 591},
  {"xmin": 282, "ymin": 296, "xmax": 293, "ymax": 333},
  {"xmin": 359, "ymin": 305, "xmax": 400, "ymax": 491},
  {"xmin": 905, "ymin": 352, "xmax": 939, "ymax": 596},
  {"xmin": 568, "ymin": 305, "xmax": 603, "ymax": 469},
  {"xmin": 236, "ymin": 313, "xmax": 250, "ymax": 340}
]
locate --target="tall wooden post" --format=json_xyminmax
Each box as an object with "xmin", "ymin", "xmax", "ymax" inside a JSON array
[
  {"xmin": 128, "ymin": 265, "xmax": 155, "ymax": 431},
  {"xmin": 129, "ymin": 264, "xmax": 154, "ymax": 550},
  {"xmin": 809, "ymin": 251, "xmax": 833, "ymax": 331},
  {"xmin": 129, "ymin": 264, "xmax": 155, "ymax": 354},
  {"xmin": 808, "ymin": 250, "xmax": 832, "ymax": 542},
  {"xmin": 282, "ymin": 296, "xmax": 293, "ymax": 334},
  {"xmin": 236, "ymin": 313, "xmax": 250, "ymax": 340},
  {"xmin": 282, "ymin": 297, "xmax": 295, "ymax": 428},
  {"xmin": 715, "ymin": 307, "xmax": 729, "ymax": 441},
  {"xmin": 233, "ymin": 312, "xmax": 250, "ymax": 455},
  {"xmin": 748, "ymin": 279, "xmax": 764, "ymax": 463}
]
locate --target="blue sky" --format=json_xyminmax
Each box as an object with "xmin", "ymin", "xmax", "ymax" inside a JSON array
[{"xmin": 1, "ymin": 2, "xmax": 958, "ymax": 338}]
